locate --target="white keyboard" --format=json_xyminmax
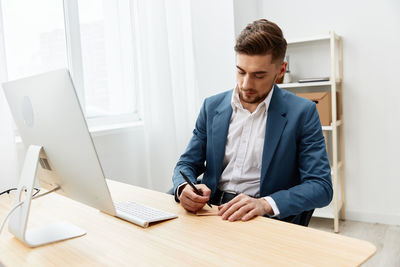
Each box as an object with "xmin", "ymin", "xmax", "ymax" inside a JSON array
[{"xmin": 114, "ymin": 201, "xmax": 177, "ymax": 228}]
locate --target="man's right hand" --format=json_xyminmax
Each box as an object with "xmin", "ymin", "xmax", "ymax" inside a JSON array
[{"xmin": 178, "ymin": 184, "xmax": 211, "ymax": 212}]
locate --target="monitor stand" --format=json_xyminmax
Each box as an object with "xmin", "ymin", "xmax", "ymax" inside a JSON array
[{"xmin": 8, "ymin": 145, "xmax": 86, "ymax": 247}]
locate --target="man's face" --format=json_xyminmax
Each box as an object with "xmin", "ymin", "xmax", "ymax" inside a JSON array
[{"xmin": 236, "ymin": 53, "xmax": 286, "ymax": 105}]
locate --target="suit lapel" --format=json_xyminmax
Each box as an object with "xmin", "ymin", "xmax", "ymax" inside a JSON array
[
  {"xmin": 260, "ymin": 86, "xmax": 288, "ymax": 185},
  {"xmin": 212, "ymin": 91, "xmax": 233, "ymax": 178}
]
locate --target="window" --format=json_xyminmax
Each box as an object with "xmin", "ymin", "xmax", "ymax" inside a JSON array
[
  {"xmin": 76, "ymin": 0, "xmax": 137, "ymax": 119},
  {"xmin": 1, "ymin": 0, "xmax": 67, "ymax": 80},
  {"xmin": 1, "ymin": 0, "xmax": 139, "ymax": 129}
]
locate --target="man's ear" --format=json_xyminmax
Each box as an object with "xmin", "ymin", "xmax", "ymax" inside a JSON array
[{"xmin": 276, "ymin": 61, "xmax": 287, "ymax": 81}]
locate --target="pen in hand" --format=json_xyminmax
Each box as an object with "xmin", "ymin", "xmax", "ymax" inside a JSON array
[{"xmin": 179, "ymin": 171, "xmax": 212, "ymax": 208}]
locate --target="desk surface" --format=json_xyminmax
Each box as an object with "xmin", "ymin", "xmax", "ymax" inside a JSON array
[{"xmin": 1, "ymin": 180, "xmax": 375, "ymax": 266}]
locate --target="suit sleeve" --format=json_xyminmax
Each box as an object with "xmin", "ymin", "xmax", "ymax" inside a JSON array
[
  {"xmin": 172, "ymin": 99, "xmax": 208, "ymax": 202},
  {"xmin": 269, "ymin": 102, "xmax": 333, "ymax": 218}
]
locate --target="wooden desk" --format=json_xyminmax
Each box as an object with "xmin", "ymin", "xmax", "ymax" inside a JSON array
[{"xmin": 0, "ymin": 180, "xmax": 375, "ymax": 266}]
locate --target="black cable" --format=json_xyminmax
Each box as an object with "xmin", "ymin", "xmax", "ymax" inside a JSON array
[
  {"xmin": 32, "ymin": 188, "xmax": 40, "ymax": 197},
  {"xmin": 1, "ymin": 185, "xmax": 58, "ymax": 235},
  {"xmin": 0, "ymin": 188, "xmax": 17, "ymax": 196},
  {"xmin": 0, "ymin": 187, "xmax": 40, "ymax": 197}
]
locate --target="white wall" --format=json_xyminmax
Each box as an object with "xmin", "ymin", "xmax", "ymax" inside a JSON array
[
  {"xmin": 91, "ymin": 128, "xmax": 150, "ymax": 189},
  {"xmin": 240, "ymin": 0, "xmax": 400, "ymax": 225},
  {"xmin": 190, "ymin": 0, "xmax": 236, "ymax": 103},
  {"xmin": 233, "ymin": 0, "xmax": 261, "ymax": 37}
]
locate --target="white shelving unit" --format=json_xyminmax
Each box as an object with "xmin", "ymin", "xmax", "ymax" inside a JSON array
[{"xmin": 281, "ymin": 31, "xmax": 344, "ymax": 233}]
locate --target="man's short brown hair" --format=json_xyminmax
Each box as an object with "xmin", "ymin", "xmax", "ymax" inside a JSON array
[{"xmin": 234, "ymin": 19, "xmax": 287, "ymax": 63}]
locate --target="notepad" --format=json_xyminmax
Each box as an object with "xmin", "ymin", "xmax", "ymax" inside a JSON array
[{"xmin": 195, "ymin": 205, "xmax": 219, "ymax": 216}]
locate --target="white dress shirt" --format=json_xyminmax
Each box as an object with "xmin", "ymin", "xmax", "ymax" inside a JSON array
[{"xmin": 218, "ymin": 86, "xmax": 280, "ymax": 216}]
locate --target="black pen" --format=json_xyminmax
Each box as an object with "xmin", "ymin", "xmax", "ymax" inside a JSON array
[{"xmin": 179, "ymin": 170, "xmax": 212, "ymax": 208}]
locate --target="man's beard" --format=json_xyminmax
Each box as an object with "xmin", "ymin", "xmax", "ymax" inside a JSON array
[
  {"xmin": 238, "ymin": 87, "xmax": 269, "ymax": 104},
  {"xmin": 237, "ymin": 74, "xmax": 276, "ymax": 104}
]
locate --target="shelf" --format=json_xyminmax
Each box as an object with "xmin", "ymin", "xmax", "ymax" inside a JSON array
[
  {"xmin": 286, "ymin": 31, "xmax": 343, "ymax": 232},
  {"xmin": 322, "ymin": 120, "xmax": 342, "ymax": 131},
  {"xmin": 278, "ymin": 79, "xmax": 341, "ymax": 89},
  {"xmin": 313, "ymin": 201, "xmax": 335, "ymax": 219},
  {"xmin": 287, "ymin": 34, "xmax": 330, "ymax": 45},
  {"xmin": 287, "ymin": 32, "xmax": 339, "ymax": 45},
  {"xmin": 337, "ymin": 161, "xmax": 343, "ymax": 170},
  {"xmin": 330, "ymin": 161, "xmax": 343, "ymax": 175},
  {"xmin": 313, "ymin": 197, "xmax": 344, "ymax": 219}
]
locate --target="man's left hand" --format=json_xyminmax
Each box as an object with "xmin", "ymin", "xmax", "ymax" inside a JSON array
[{"xmin": 217, "ymin": 194, "xmax": 273, "ymax": 222}]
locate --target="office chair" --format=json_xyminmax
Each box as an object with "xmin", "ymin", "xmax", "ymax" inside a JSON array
[
  {"xmin": 166, "ymin": 188, "xmax": 174, "ymax": 195},
  {"xmin": 280, "ymin": 209, "xmax": 315, "ymax": 227}
]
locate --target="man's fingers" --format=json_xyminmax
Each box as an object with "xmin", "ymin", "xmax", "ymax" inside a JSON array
[
  {"xmin": 241, "ymin": 209, "xmax": 258, "ymax": 221},
  {"xmin": 221, "ymin": 199, "xmax": 247, "ymax": 220},
  {"xmin": 217, "ymin": 194, "xmax": 265, "ymax": 221},
  {"xmin": 180, "ymin": 185, "xmax": 211, "ymax": 212},
  {"xmin": 178, "ymin": 183, "xmax": 212, "ymax": 213},
  {"xmin": 181, "ymin": 194, "xmax": 205, "ymax": 211},
  {"xmin": 186, "ymin": 190, "xmax": 209, "ymax": 203},
  {"xmin": 228, "ymin": 204, "xmax": 253, "ymax": 221},
  {"xmin": 181, "ymin": 194, "xmax": 197, "ymax": 208},
  {"xmin": 182, "ymin": 203, "xmax": 200, "ymax": 212},
  {"xmin": 182, "ymin": 186, "xmax": 209, "ymax": 203},
  {"xmin": 218, "ymin": 194, "xmax": 243, "ymax": 216},
  {"xmin": 181, "ymin": 194, "xmax": 203, "ymax": 208},
  {"xmin": 182, "ymin": 202, "xmax": 203, "ymax": 212},
  {"xmin": 217, "ymin": 195, "xmax": 238, "ymax": 215},
  {"xmin": 181, "ymin": 201, "xmax": 195, "ymax": 212},
  {"xmin": 196, "ymin": 184, "xmax": 211, "ymax": 197}
]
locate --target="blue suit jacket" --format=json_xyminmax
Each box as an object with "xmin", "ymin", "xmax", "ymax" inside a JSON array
[{"xmin": 172, "ymin": 85, "xmax": 333, "ymax": 219}]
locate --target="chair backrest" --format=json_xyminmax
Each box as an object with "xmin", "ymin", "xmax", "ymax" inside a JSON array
[{"xmin": 280, "ymin": 209, "xmax": 315, "ymax": 226}]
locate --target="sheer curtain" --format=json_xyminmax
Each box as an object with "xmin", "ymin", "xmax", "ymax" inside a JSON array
[
  {"xmin": 133, "ymin": 0, "xmax": 199, "ymax": 192},
  {"xmin": 0, "ymin": 85, "xmax": 17, "ymax": 193},
  {"xmin": 0, "ymin": 5, "xmax": 18, "ymax": 192}
]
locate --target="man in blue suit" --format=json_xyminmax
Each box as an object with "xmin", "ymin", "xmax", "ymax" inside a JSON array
[{"xmin": 172, "ymin": 19, "xmax": 332, "ymax": 226}]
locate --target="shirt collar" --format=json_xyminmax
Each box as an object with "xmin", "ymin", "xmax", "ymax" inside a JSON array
[{"xmin": 231, "ymin": 85, "xmax": 274, "ymax": 114}]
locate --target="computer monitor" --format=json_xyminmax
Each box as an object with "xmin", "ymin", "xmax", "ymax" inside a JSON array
[{"xmin": 2, "ymin": 69, "xmax": 119, "ymax": 246}]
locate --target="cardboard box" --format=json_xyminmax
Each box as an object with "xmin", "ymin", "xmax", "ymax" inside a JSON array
[{"xmin": 296, "ymin": 92, "xmax": 339, "ymax": 126}]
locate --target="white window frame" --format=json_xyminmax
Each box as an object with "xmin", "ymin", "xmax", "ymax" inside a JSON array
[
  {"xmin": 63, "ymin": 0, "xmax": 85, "ymax": 111},
  {"xmin": 63, "ymin": 0, "xmax": 141, "ymax": 133}
]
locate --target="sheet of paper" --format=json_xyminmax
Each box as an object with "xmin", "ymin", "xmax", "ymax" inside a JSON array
[{"xmin": 195, "ymin": 205, "xmax": 219, "ymax": 216}]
